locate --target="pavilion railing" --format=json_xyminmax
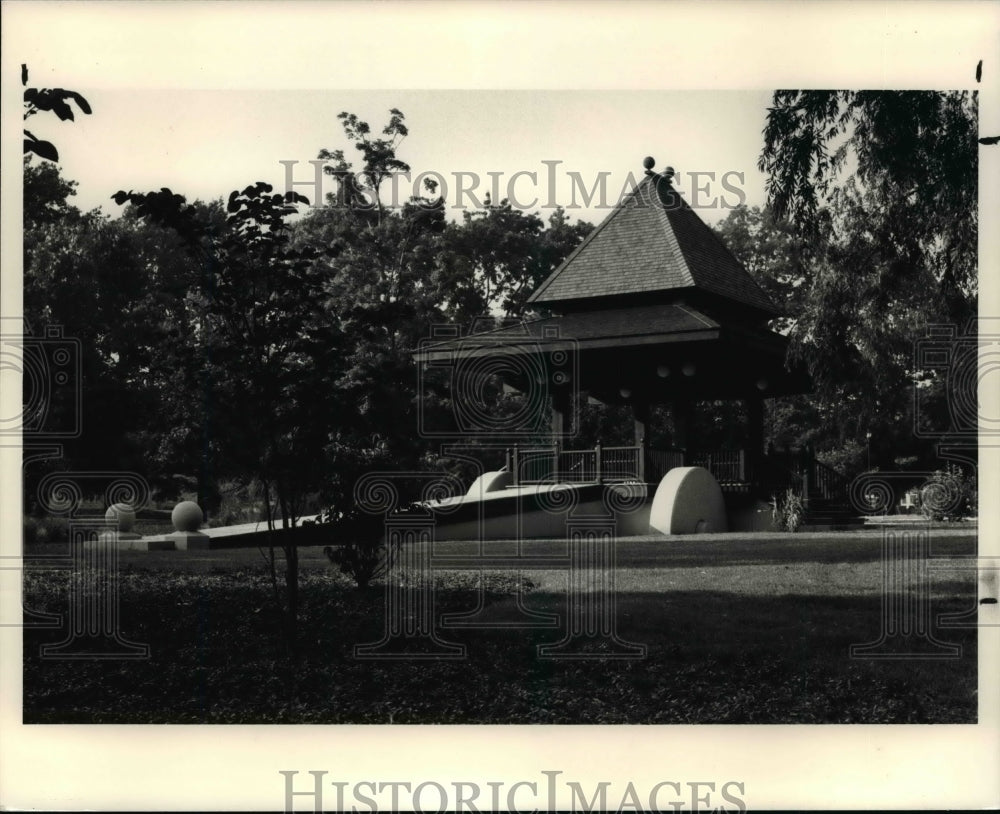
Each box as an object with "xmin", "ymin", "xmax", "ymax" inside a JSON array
[
  {"xmin": 691, "ymin": 449, "xmax": 746, "ymax": 484},
  {"xmin": 510, "ymin": 444, "xmax": 558, "ymax": 485},
  {"xmin": 645, "ymin": 447, "xmax": 685, "ymax": 483},
  {"xmin": 557, "ymin": 447, "xmax": 598, "ymax": 482},
  {"xmin": 601, "ymin": 445, "xmax": 641, "ymax": 481},
  {"xmin": 755, "ymin": 452, "xmax": 851, "ymax": 503},
  {"xmin": 508, "ymin": 441, "xmax": 684, "ymax": 486},
  {"xmin": 505, "ymin": 443, "xmax": 850, "ymax": 500},
  {"xmin": 808, "ymin": 458, "xmax": 851, "ymax": 501}
]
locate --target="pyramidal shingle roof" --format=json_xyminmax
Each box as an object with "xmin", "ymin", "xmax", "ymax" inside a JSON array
[{"xmin": 528, "ymin": 172, "xmax": 779, "ymax": 316}]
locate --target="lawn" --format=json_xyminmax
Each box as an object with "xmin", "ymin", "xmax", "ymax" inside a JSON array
[{"xmin": 22, "ymin": 529, "xmax": 979, "ymax": 723}]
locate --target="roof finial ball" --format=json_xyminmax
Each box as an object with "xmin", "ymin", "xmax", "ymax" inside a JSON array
[{"xmin": 642, "ymin": 156, "xmax": 656, "ymax": 175}]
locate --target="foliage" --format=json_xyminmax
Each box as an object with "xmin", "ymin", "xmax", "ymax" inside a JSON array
[
  {"xmin": 310, "ymin": 501, "xmax": 427, "ymax": 589},
  {"xmin": 299, "ymin": 108, "xmax": 591, "ymax": 485},
  {"xmin": 815, "ymin": 439, "xmax": 866, "ymax": 477},
  {"xmin": 22, "ymin": 535, "xmax": 978, "ymax": 723},
  {"xmin": 22, "ymin": 64, "xmax": 91, "ymax": 162},
  {"xmin": 114, "ymin": 180, "xmax": 334, "ymax": 656},
  {"xmin": 759, "ymin": 88, "xmax": 977, "ymax": 322},
  {"xmin": 751, "ymin": 91, "xmax": 979, "ymax": 471},
  {"xmin": 318, "ymin": 108, "xmax": 413, "ymax": 221},
  {"xmin": 439, "ymin": 202, "xmax": 592, "ymax": 321},
  {"xmin": 760, "ymin": 91, "xmax": 976, "ymax": 289},
  {"xmin": 919, "ymin": 464, "xmax": 977, "ymax": 521},
  {"xmin": 211, "ymin": 479, "xmax": 271, "ymax": 527},
  {"xmin": 310, "ymin": 505, "xmax": 389, "ymax": 589},
  {"xmin": 713, "ymin": 204, "xmax": 809, "ymax": 334},
  {"xmin": 771, "ymin": 487, "xmax": 805, "ymax": 532},
  {"xmin": 22, "ymin": 514, "xmax": 69, "ymax": 545},
  {"xmin": 22, "ymin": 167, "xmax": 205, "ymax": 501},
  {"xmin": 23, "ymin": 156, "xmax": 81, "ymax": 227}
]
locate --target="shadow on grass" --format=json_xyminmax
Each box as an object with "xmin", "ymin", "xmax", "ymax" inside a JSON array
[{"xmin": 22, "ymin": 567, "xmax": 978, "ymax": 724}]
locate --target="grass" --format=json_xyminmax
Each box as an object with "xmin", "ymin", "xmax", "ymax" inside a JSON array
[{"xmin": 22, "ymin": 530, "xmax": 979, "ymax": 724}]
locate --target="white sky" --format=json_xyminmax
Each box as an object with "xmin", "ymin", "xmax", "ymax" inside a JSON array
[
  {"xmin": 10, "ymin": 0, "xmax": 998, "ymax": 228},
  {"xmin": 36, "ymin": 88, "xmax": 774, "ymax": 225}
]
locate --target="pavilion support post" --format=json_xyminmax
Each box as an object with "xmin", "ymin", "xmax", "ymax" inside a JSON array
[
  {"xmin": 671, "ymin": 398, "xmax": 693, "ymax": 465},
  {"xmin": 551, "ymin": 387, "xmax": 571, "ymax": 483},
  {"xmin": 633, "ymin": 399, "xmax": 649, "ymax": 481},
  {"xmin": 632, "ymin": 399, "xmax": 648, "ymax": 447},
  {"xmin": 746, "ymin": 395, "xmax": 764, "ymax": 485},
  {"xmin": 551, "ymin": 387, "xmax": 571, "ymax": 447}
]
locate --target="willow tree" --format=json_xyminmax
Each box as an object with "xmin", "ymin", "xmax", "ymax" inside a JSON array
[{"xmin": 757, "ymin": 90, "xmax": 979, "ymax": 467}]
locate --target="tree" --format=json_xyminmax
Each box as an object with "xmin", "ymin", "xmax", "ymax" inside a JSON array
[
  {"xmin": 713, "ymin": 204, "xmax": 809, "ymax": 334},
  {"xmin": 23, "ymin": 156, "xmax": 81, "ymax": 229},
  {"xmin": 299, "ymin": 110, "xmax": 451, "ymax": 493},
  {"xmin": 22, "ymin": 65, "xmax": 91, "ymax": 162},
  {"xmin": 22, "ymin": 164, "xmax": 205, "ymax": 503},
  {"xmin": 756, "ymin": 90, "xmax": 979, "ymax": 469},
  {"xmin": 759, "ymin": 90, "xmax": 976, "ymax": 321},
  {"xmin": 317, "ymin": 108, "xmax": 413, "ymax": 223},
  {"xmin": 439, "ymin": 201, "xmax": 592, "ymax": 322},
  {"xmin": 116, "ymin": 182, "xmax": 337, "ymax": 662}
]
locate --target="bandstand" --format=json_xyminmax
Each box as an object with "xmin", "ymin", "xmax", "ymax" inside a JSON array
[{"xmin": 415, "ymin": 159, "xmax": 851, "ymax": 534}]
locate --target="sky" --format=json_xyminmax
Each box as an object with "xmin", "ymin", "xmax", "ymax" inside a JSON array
[{"xmin": 37, "ymin": 88, "xmax": 775, "ymax": 226}]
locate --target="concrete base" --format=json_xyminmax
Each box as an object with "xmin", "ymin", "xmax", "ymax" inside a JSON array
[
  {"xmin": 430, "ymin": 482, "xmax": 651, "ymax": 541},
  {"xmin": 725, "ymin": 496, "xmax": 779, "ymax": 532},
  {"xmin": 136, "ymin": 531, "xmax": 213, "ymax": 550},
  {"xmin": 99, "ymin": 531, "xmax": 142, "ymax": 544},
  {"xmin": 87, "ymin": 535, "xmax": 176, "ymax": 551},
  {"xmin": 168, "ymin": 531, "xmax": 212, "ymax": 550}
]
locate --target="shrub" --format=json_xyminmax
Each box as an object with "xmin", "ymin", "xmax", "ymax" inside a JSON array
[
  {"xmin": 23, "ymin": 515, "xmax": 70, "ymax": 545},
  {"xmin": 307, "ymin": 503, "xmax": 423, "ymax": 589},
  {"xmin": 919, "ymin": 464, "xmax": 977, "ymax": 521},
  {"xmin": 771, "ymin": 488, "xmax": 805, "ymax": 532},
  {"xmin": 816, "ymin": 440, "xmax": 865, "ymax": 476},
  {"xmin": 209, "ymin": 480, "xmax": 268, "ymax": 527}
]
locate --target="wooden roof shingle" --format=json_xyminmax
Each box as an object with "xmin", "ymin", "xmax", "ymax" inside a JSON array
[{"xmin": 527, "ymin": 172, "xmax": 779, "ymax": 316}]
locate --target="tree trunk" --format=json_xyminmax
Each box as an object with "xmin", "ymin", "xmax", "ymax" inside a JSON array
[{"xmin": 277, "ymin": 488, "xmax": 299, "ymax": 662}]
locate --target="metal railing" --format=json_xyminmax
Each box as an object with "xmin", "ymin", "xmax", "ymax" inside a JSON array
[
  {"xmin": 690, "ymin": 449, "xmax": 746, "ymax": 483},
  {"xmin": 809, "ymin": 458, "xmax": 850, "ymax": 501},
  {"xmin": 557, "ymin": 448, "xmax": 598, "ymax": 482},
  {"xmin": 756, "ymin": 451, "xmax": 851, "ymax": 503},
  {"xmin": 503, "ymin": 442, "xmax": 850, "ymax": 502},
  {"xmin": 509, "ymin": 444, "xmax": 558, "ymax": 485},
  {"xmin": 509, "ymin": 441, "xmax": 665, "ymax": 486},
  {"xmin": 601, "ymin": 445, "xmax": 641, "ymax": 481},
  {"xmin": 645, "ymin": 447, "xmax": 684, "ymax": 483}
]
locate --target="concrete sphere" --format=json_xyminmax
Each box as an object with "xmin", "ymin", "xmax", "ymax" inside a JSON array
[
  {"xmin": 105, "ymin": 502, "xmax": 136, "ymax": 532},
  {"xmin": 172, "ymin": 500, "xmax": 204, "ymax": 532}
]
